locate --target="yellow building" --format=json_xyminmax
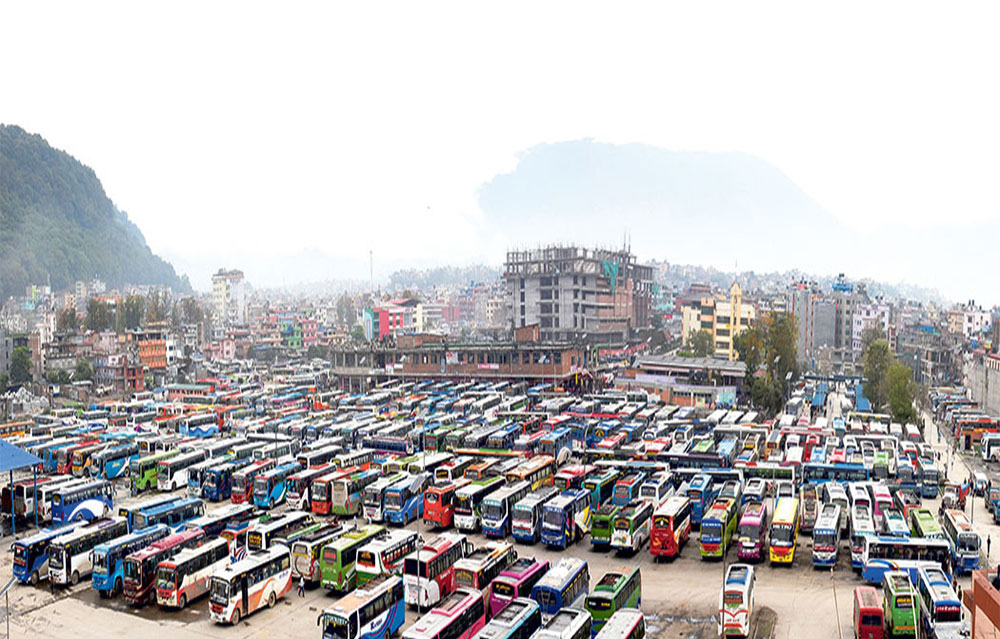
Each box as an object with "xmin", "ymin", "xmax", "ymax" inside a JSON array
[{"xmin": 680, "ymin": 282, "xmax": 755, "ymax": 360}]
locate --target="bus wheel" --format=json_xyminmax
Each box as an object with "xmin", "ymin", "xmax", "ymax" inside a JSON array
[
  {"xmin": 179, "ymin": 594, "xmax": 187, "ymax": 609},
  {"xmin": 30, "ymin": 571, "xmax": 38, "ymax": 586},
  {"xmin": 71, "ymin": 571, "xmax": 79, "ymax": 586},
  {"xmin": 115, "ymin": 578, "xmax": 122, "ymax": 595},
  {"xmin": 268, "ymin": 592, "xmax": 276, "ymax": 608},
  {"xmin": 232, "ymin": 607, "xmax": 241, "ymax": 625}
]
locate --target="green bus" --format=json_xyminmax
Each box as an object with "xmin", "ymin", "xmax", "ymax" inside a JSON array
[
  {"xmin": 129, "ymin": 450, "xmax": 180, "ymax": 493},
  {"xmin": 444, "ymin": 427, "xmax": 473, "ymax": 451},
  {"xmin": 882, "ymin": 570, "xmax": 919, "ymax": 637},
  {"xmin": 908, "ymin": 508, "xmax": 946, "ymax": 540},
  {"xmin": 699, "ymin": 497, "xmax": 738, "ymax": 559},
  {"xmin": 320, "ymin": 524, "xmax": 387, "ymax": 593},
  {"xmin": 384, "ymin": 455, "xmax": 420, "ymax": 475},
  {"xmin": 585, "ymin": 566, "xmax": 641, "ymax": 634},
  {"xmin": 584, "ymin": 470, "xmax": 620, "ymax": 508},
  {"xmin": 590, "ymin": 503, "xmax": 620, "ymax": 549},
  {"xmin": 424, "ymin": 424, "xmax": 460, "ymax": 452}
]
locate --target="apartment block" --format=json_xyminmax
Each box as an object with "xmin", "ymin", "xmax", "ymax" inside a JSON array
[
  {"xmin": 680, "ymin": 282, "xmax": 755, "ymax": 360},
  {"xmin": 211, "ymin": 268, "xmax": 247, "ymax": 326}
]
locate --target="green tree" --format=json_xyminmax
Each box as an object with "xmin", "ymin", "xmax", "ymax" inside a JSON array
[
  {"xmin": 47, "ymin": 370, "xmax": 71, "ymax": 384},
  {"xmin": 750, "ymin": 375, "xmax": 783, "ymax": 415},
  {"xmin": 860, "ymin": 324, "xmax": 885, "ymax": 352},
  {"xmin": 350, "ymin": 325, "xmax": 367, "ymax": 343},
  {"xmin": 181, "ymin": 297, "xmax": 204, "ymax": 324},
  {"xmin": 0, "ymin": 372, "xmax": 8, "ymax": 390},
  {"xmin": 57, "ymin": 308, "xmax": 79, "ymax": 332},
  {"xmin": 146, "ymin": 291, "xmax": 170, "ymax": 323},
  {"xmin": 74, "ymin": 360, "xmax": 93, "ymax": 381},
  {"xmin": 122, "ymin": 295, "xmax": 145, "ymax": 330},
  {"xmin": 733, "ymin": 326, "xmax": 765, "ymax": 383},
  {"xmin": 10, "ymin": 347, "xmax": 32, "ymax": 384},
  {"xmin": 689, "ymin": 330, "xmax": 714, "ymax": 357},
  {"xmin": 887, "ymin": 362, "xmax": 917, "ymax": 423},
  {"xmin": 85, "ymin": 299, "xmax": 113, "ymax": 331},
  {"xmin": 766, "ymin": 314, "xmax": 799, "ymax": 384},
  {"xmin": 862, "ymin": 339, "xmax": 893, "ymax": 410}
]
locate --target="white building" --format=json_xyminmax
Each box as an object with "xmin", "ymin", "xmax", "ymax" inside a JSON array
[
  {"xmin": 211, "ymin": 269, "xmax": 247, "ymax": 326},
  {"xmin": 851, "ymin": 303, "xmax": 890, "ymax": 352}
]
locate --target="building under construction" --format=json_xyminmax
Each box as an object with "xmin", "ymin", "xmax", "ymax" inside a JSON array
[{"xmin": 503, "ymin": 245, "xmax": 655, "ymax": 343}]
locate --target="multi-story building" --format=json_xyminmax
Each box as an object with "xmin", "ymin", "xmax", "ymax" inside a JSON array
[
  {"xmin": 211, "ymin": 269, "xmax": 247, "ymax": 326},
  {"xmin": 126, "ymin": 328, "xmax": 167, "ymax": 371},
  {"xmin": 851, "ymin": 303, "xmax": 891, "ymax": 353},
  {"xmin": 503, "ymin": 245, "xmax": 655, "ymax": 343},
  {"xmin": 680, "ymin": 283, "xmax": 755, "ymax": 360}
]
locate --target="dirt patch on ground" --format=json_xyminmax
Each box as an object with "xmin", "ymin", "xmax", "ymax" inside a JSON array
[{"xmin": 644, "ymin": 605, "xmax": 777, "ymax": 639}]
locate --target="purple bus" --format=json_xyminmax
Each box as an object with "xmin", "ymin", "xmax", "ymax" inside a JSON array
[
  {"xmin": 488, "ymin": 557, "xmax": 550, "ymax": 617},
  {"xmin": 737, "ymin": 501, "xmax": 767, "ymax": 561}
]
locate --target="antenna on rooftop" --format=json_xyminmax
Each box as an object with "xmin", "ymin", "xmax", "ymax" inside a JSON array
[{"xmin": 369, "ymin": 250, "xmax": 373, "ymax": 297}]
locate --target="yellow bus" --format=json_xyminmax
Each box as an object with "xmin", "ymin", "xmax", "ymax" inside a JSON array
[
  {"xmin": 768, "ymin": 497, "xmax": 800, "ymax": 564},
  {"xmin": 505, "ymin": 456, "xmax": 555, "ymax": 491}
]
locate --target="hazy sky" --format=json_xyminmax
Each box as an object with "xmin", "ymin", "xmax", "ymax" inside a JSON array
[{"xmin": 3, "ymin": 2, "xmax": 999, "ymax": 300}]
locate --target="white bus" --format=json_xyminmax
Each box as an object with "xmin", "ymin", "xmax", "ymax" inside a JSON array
[
  {"xmin": 318, "ymin": 574, "xmax": 406, "ymax": 639},
  {"xmin": 209, "ymin": 546, "xmax": 293, "ymax": 625},
  {"xmin": 156, "ymin": 538, "xmax": 230, "ymax": 609},
  {"xmin": 48, "ymin": 517, "xmax": 129, "ymax": 586},
  {"xmin": 532, "ymin": 607, "xmax": 592, "ymax": 639},
  {"xmin": 595, "ymin": 609, "xmax": 646, "ymax": 639},
  {"xmin": 248, "ymin": 510, "xmax": 312, "ymax": 551},
  {"xmin": 717, "ymin": 564, "xmax": 754, "ymax": 638},
  {"xmin": 356, "ymin": 529, "xmax": 421, "ymax": 584},
  {"xmin": 157, "ymin": 450, "xmax": 208, "ymax": 492}
]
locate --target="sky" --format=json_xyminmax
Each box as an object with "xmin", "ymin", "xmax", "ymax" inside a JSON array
[{"xmin": 3, "ymin": 2, "xmax": 1000, "ymax": 301}]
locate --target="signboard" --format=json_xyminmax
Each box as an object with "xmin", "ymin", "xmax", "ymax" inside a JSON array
[
  {"xmin": 446, "ymin": 352, "xmax": 458, "ymax": 365},
  {"xmin": 477, "ymin": 363, "xmax": 499, "ymax": 371}
]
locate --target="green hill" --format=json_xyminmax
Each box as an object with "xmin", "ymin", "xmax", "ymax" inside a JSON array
[{"xmin": 0, "ymin": 124, "xmax": 189, "ymax": 299}]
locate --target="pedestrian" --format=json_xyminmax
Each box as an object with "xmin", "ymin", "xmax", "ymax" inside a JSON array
[
  {"xmin": 298, "ymin": 575, "xmax": 305, "ymax": 598},
  {"xmin": 989, "ymin": 535, "xmax": 993, "ymax": 560}
]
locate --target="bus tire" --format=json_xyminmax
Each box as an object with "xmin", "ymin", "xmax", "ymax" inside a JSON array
[
  {"xmin": 232, "ymin": 607, "xmax": 241, "ymax": 625},
  {"xmin": 71, "ymin": 571, "xmax": 79, "ymax": 586},
  {"xmin": 30, "ymin": 571, "xmax": 38, "ymax": 586},
  {"xmin": 179, "ymin": 594, "xmax": 187, "ymax": 609},
  {"xmin": 268, "ymin": 591, "xmax": 276, "ymax": 608},
  {"xmin": 115, "ymin": 577, "xmax": 122, "ymax": 595}
]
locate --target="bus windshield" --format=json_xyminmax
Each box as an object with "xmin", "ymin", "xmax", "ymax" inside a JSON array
[
  {"xmin": 513, "ymin": 508, "xmax": 532, "ymax": 524},
  {"xmin": 210, "ymin": 578, "xmax": 230, "ymax": 601},
  {"xmin": 385, "ymin": 493, "xmax": 402, "ymax": 510},
  {"xmin": 484, "ymin": 502, "xmax": 505, "ymax": 521},
  {"xmin": 615, "ymin": 518, "xmax": 631, "ymax": 531},
  {"xmin": 13, "ymin": 546, "xmax": 26, "ymax": 563},
  {"xmin": 771, "ymin": 524, "xmax": 793, "ymax": 543},
  {"xmin": 455, "ymin": 568, "xmax": 476, "ymax": 588},
  {"xmin": 425, "ymin": 492, "xmax": 439, "ymax": 504},
  {"xmin": 324, "ymin": 613, "xmax": 353, "ymax": 639},
  {"xmin": 156, "ymin": 566, "xmax": 176, "ymax": 589},
  {"xmin": 404, "ymin": 557, "xmax": 427, "ymax": 578},
  {"xmin": 814, "ymin": 530, "xmax": 836, "ymax": 547},
  {"xmin": 959, "ymin": 534, "xmax": 980, "ymax": 552},
  {"xmin": 738, "ymin": 524, "xmax": 759, "ymax": 541},
  {"xmin": 543, "ymin": 509, "xmax": 563, "ymax": 528}
]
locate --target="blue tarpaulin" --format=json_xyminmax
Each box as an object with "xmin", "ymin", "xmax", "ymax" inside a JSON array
[
  {"xmin": 0, "ymin": 440, "xmax": 43, "ymax": 535},
  {"xmin": 855, "ymin": 383, "xmax": 871, "ymax": 411}
]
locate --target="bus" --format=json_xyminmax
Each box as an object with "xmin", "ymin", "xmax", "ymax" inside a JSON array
[
  {"xmin": 861, "ymin": 536, "xmax": 952, "ymax": 584},
  {"xmin": 286, "ymin": 464, "xmax": 335, "ymax": 510},
  {"xmin": 333, "ymin": 469, "xmax": 382, "ymax": 516},
  {"xmin": 157, "ymin": 450, "xmax": 209, "ymax": 492},
  {"xmin": 882, "ymin": 571, "xmax": 919, "ymax": 637},
  {"xmin": 12, "ymin": 521, "xmax": 87, "ymax": 585},
  {"xmin": 908, "ymin": 508, "xmax": 945, "ymax": 540},
  {"xmin": 882, "ymin": 508, "xmax": 911, "ymax": 538},
  {"xmin": 585, "ymin": 567, "xmax": 641, "ymax": 636},
  {"xmin": 918, "ymin": 459, "xmax": 939, "ymax": 499},
  {"xmin": 91, "ymin": 443, "xmax": 140, "ymax": 480},
  {"xmin": 186, "ymin": 457, "xmax": 228, "ymax": 498},
  {"xmin": 403, "ymin": 533, "xmax": 469, "ymax": 608},
  {"xmin": 184, "ymin": 503, "xmax": 256, "ymax": 538},
  {"xmin": 385, "ymin": 472, "xmax": 431, "ymax": 526},
  {"xmin": 48, "ymin": 517, "xmax": 129, "ymax": 586},
  {"xmin": 291, "ymin": 524, "xmax": 345, "ymax": 585},
  {"xmin": 203, "ymin": 460, "xmax": 249, "ymax": 502},
  {"xmin": 130, "ymin": 450, "xmax": 180, "ymax": 493},
  {"xmin": 462, "ymin": 458, "xmax": 501, "ymax": 481},
  {"xmin": 322, "ymin": 524, "xmax": 388, "ymax": 593},
  {"xmin": 209, "ymin": 545, "xmax": 293, "ymax": 625},
  {"xmin": 482, "ymin": 481, "xmax": 531, "ymax": 539},
  {"xmin": 850, "ymin": 504, "xmax": 877, "ymax": 569},
  {"xmin": 297, "ymin": 444, "xmax": 341, "ymax": 469},
  {"xmin": 734, "ymin": 501, "xmax": 766, "ymax": 563},
  {"xmin": 455, "ymin": 477, "xmax": 505, "ymax": 533},
  {"xmin": 637, "ymin": 474, "xmax": 673, "ymax": 509},
  {"xmin": 940, "ymin": 509, "xmax": 979, "ymax": 574},
  {"xmin": 717, "ymin": 564, "xmax": 754, "ymax": 639},
  {"xmin": 685, "ymin": 474, "xmax": 714, "ymax": 528},
  {"xmin": 553, "ymin": 465, "xmax": 596, "ymax": 492},
  {"xmin": 650, "ymin": 496, "xmax": 692, "ymax": 560},
  {"xmin": 156, "ymin": 537, "xmax": 230, "ymax": 609},
  {"xmin": 423, "ymin": 479, "xmax": 470, "ymax": 529},
  {"xmin": 312, "ymin": 468, "xmax": 354, "ymax": 515},
  {"xmin": 254, "ymin": 461, "xmax": 302, "ymax": 509},
  {"xmin": 319, "ymin": 574, "xmax": 406, "ymax": 639},
  {"xmin": 533, "ymin": 607, "xmax": 592, "ymax": 639},
  {"xmin": 531, "ymin": 557, "xmax": 589, "ymax": 618},
  {"xmin": 122, "ymin": 528, "xmax": 206, "ymax": 605},
  {"xmin": 454, "ymin": 540, "xmax": 517, "ymax": 592},
  {"xmin": 699, "ymin": 498, "xmax": 737, "ymax": 559},
  {"xmin": 915, "ymin": 566, "xmax": 963, "ymax": 639},
  {"xmin": 71, "ymin": 442, "xmax": 108, "ymax": 477},
  {"xmin": 232, "ymin": 459, "xmax": 277, "ymax": 505},
  {"xmin": 436, "ymin": 457, "xmax": 476, "ymax": 484},
  {"xmin": 541, "ymin": 489, "xmax": 592, "ymax": 549},
  {"xmin": 488, "ymin": 557, "xmax": 549, "ymax": 616},
  {"xmin": 607, "ymin": 500, "xmax": 650, "ymax": 556},
  {"xmin": 768, "ymin": 497, "xmax": 799, "ymax": 565},
  {"xmin": 51, "ymin": 480, "xmax": 114, "ymax": 524},
  {"xmin": 478, "ymin": 597, "xmax": 543, "ymax": 639},
  {"xmin": 505, "ymin": 456, "xmax": 555, "ymax": 491},
  {"xmin": 29, "ymin": 477, "xmax": 88, "ymax": 523},
  {"xmin": 853, "ymin": 586, "xmax": 884, "ymax": 639},
  {"xmin": 812, "ymin": 503, "xmax": 841, "ymax": 568},
  {"xmin": 401, "ymin": 587, "xmax": 486, "ymax": 639},
  {"xmin": 133, "ymin": 497, "xmax": 206, "ymax": 532},
  {"xmin": 356, "ymin": 529, "xmax": 421, "ymax": 585},
  {"xmin": 248, "ymin": 511, "xmax": 313, "ymax": 551},
  {"xmin": 91, "ymin": 524, "xmax": 171, "ymax": 596},
  {"xmin": 253, "ymin": 440, "xmax": 302, "ymax": 461},
  {"xmin": 117, "ymin": 495, "xmax": 183, "ymax": 531},
  {"xmin": 512, "ymin": 487, "xmax": 559, "ymax": 545},
  {"xmin": 610, "ymin": 473, "xmax": 646, "ymax": 508}
]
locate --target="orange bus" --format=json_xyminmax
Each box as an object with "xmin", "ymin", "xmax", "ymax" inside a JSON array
[{"xmin": 424, "ymin": 479, "xmax": 471, "ymax": 529}]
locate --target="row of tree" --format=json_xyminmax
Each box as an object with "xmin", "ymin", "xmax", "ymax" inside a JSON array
[
  {"xmin": 732, "ymin": 314, "xmax": 800, "ymax": 416},
  {"xmin": 862, "ymin": 338, "xmax": 918, "ymax": 424},
  {"xmin": 55, "ymin": 293, "xmax": 208, "ymax": 335}
]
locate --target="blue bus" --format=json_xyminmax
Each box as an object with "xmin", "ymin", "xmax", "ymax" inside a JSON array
[
  {"xmin": 530, "ymin": 557, "xmax": 589, "ymax": 617},
  {"xmin": 539, "ymin": 428, "xmax": 572, "ymax": 462},
  {"xmin": 800, "ymin": 462, "xmax": 869, "ymax": 486},
  {"xmin": 12, "ymin": 521, "xmax": 87, "ymax": 584},
  {"xmin": 51, "ymin": 480, "xmax": 114, "ymax": 524},
  {"xmin": 91, "ymin": 524, "xmax": 170, "ymax": 596},
  {"xmin": 132, "ymin": 497, "xmax": 206, "ymax": 532},
  {"xmin": 860, "ymin": 536, "xmax": 952, "ymax": 584},
  {"xmin": 540, "ymin": 489, "xmax": 592, "ymax": 549},
  {"xmin": 918, "ymin": 459, "xmax": 939, "ymax": 499},
  {"xmin": 90, "ymin": 443, "xmax": 139, "ymax": 480},
  {"xmin": 482, "ymin": 481, "xmax": 531, "ymax": 539},
  {"xmin": 612, "ymin": 472, "xmax": 647, "ymax": 508},
  {"xmin": 184, "ymin": 503, "xmax": 255, "ymax": 537},
  {"xmin": 253, "ymin": 461, "xmax": 301, "ymax": 509},
  {"xmin": 566, "ymin": 421, "xmax": 599, "ymax": 450},
  {"xmin": 583, "ymin": 470, "xmax": 619, "ymax": 508},
  {"xmin": 202, "ymin": 459, "xmax": 252, "ymax": 502},
  {"xmin": 685, "ymin": 474, "xmax": 715, "ymax": 528},
  {"xmin": 384, "ymin": 472, "xmax": 429, "ymax": 526},
  {"xmin": 43, "ymin": 440, "xmax": 79, "ymax": 472},
  {"xmin": 477, "ymin": 597, "xmax": 542, "ymax": 639},
  {"xmin": 715, "ymin": 437, "xmax": 739, "ymax": 467},
  {"xmin": 487, "ymin": 424, "xmax": 522, "ymax": 451},
  {"xmin": 117, "ymin": 495, "xmax": 184, "ymax": 531},
  {"xmin": 511, "ymin": 487, "xmax": 559, "ymax": 544}
]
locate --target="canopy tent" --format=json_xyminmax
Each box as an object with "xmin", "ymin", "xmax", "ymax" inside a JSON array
[{"xmin": 0, "ymin": 439, "xmax": 44, "ymax": 534}]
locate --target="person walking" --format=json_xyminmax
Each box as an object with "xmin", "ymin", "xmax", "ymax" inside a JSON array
[
  {"xmin": 298, "ymin": 575, "xmax": 305, "ymax": 598},
  {"xmin": 988, "ymin": 535, "xmax": 993, "ymax": 565}
]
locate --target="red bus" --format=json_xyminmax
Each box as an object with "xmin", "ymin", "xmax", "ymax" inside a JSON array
[
  {"xmin": 309, "ymin": 467, "xmax": 356, "ymax": 515},
  {"xmin": 424, "ymin": 479, "xmax": 471, "ymax": 529},
  {"xmin": 596, "ymin": 433, "xmax": 628, "ymax": 452},
  {"xmin": 853, "ymin": 586, "xmax": 883, "ymax": 639},
  {"xmin": 56, "ymin": 440, "xmax": 98, "ymax": 475},
  {"xmin": 651, "ymin": 496, "xmax": 692, "ymax": 559},
  {"xmin": 403, "ymin": 533, "xmax": 469, "ymax": 609},
  {"xmin": 123, "ymin": 528, "xmax": 206, "ymax": 605},
  {"xmin": 402, "ymin": 587, "xmax": 486, "ymax": 639},
  {"xmin": 553, "ymin": 465, "xmax": 597, "ymax": 491},
  {"xmin": 156, "ymin": 538, "xmax": 230, "ymax": 609},
  {"xmin": 230, "ymin": 459, "xmax": 275, "ymax": 505}
]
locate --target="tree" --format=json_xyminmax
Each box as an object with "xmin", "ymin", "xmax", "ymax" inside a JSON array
[
  {"xmin": 860, "ymin": 324, "xmax": 885, "ymax": 352},
  {"xmin": 862, "ymin": 339, "xmax": 893, "ymax": 410},
  {"xmin": 181, "ymin": 297, "xmax": 204, "ymax": 325},
  {"xmin": 350, "ymin": 325, "xmax": 367, "ymax": 343},
  {"xmin": 121, "ymin": 296, "xmax": 145, "ymax": 330},
  {"xmin": 57, "ymin": 308, "xmax": 79, "ymax": 332},
  {"xmin": 0, "ymin": 372, "xmax": 8, "ymax": 390},
  {"xmin": 85, "ymin": 299, "xmax": 114, "ymax": 331},
  {"xmin": 766, "ymin": 314, "xmax": 799, "ymax": 385},
  {"xmin": 689, "ymin": 330, "xmax": 715, "ymax": 357},
  {"xmin": 10, "ymin": 347, "xmax": 31, "ymax": 384},
  {"xmin": 336, "ymin": 294, "xmax": 357, "ymax": 327},
  {"xmin": 145, "ymin": 291, "xmax": 170, "ymax": 323},
  {"xmin": 733, "ymin": 326, "xmax": 765, "ymax": 384},
  {"xmin": 47, "ymin": 370, "xmax": 71, "ymax": 384},
  {"xmin": 74, "ymin": 360, "xmax": 93, "ymax": 381},
  {"xmin": 887, "ymin": 362, "xmax": 917, "ymax": 423},
  {"xmin": 750, "ymin": 375, "xmax": 783, "ymax": 415}
]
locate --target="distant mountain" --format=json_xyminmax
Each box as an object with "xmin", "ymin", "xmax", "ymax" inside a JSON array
[{"xmin": 0, "ymin": 124, "xmax": 189, "ymax": 299}]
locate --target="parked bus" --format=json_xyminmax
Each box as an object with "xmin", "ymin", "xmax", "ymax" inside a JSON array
[
  {"xmin": 505, "ymin": 456, "xmax": 555, "ymax": 491},
  {"xmin": 918, "ymin": 459, "xmax": 939, "ymax": 499},
  {"xmin": 908, "ymin": 508, "xmax": 945, "ymax": 540},
  {"xmin": 553, "ymin": 465, "xmax": 597, "ymax": 492},
  {"xmin": 942, "ymin": 509, "xmax": 980, "ymax": 574},
  {"xmin": 356, "ymin": 529, "xmax": 421, "ymax": 585},
  {"xmin": 248, "ymin": 511, "xmax": 312, "ymax": 551},
  {"xmin": 186, "ymin": 457, "xmax": 227, "ymax": 498},
  {"xmin": 91, "ymin": 524, "xmax": 171, "ymax": 596},
  {"xmin": 541, "ymin": 489, "xmax": 592, "ymax": 549},
  {"xmin": 385, "ymin": 472, "xmax": 431, "ymax": 526},
  {"xmin": 254, "ymin": 461, "xmax": 302, "ymax": 509},
  {"xmin": 117, "ymin": 495, "xmax": 183, "ymax": 531},
  {"xmin": 319, "ymin": 574, "xmax": 406, "ymax": 639},
  {"xmin": 291, "ymin": 524, "xmax": 345, "ymax": 585},
  {"xmin": 156, "ymin": 537, "xmax": 230, "ymax": 608},
  {"xmin": 650, "ymin": 496, "xmax": 692, "ymax": 560},
  {"xmin": 48, "ymin": 517, "xmax": 129, "ymax": 586},
  {"xmin": 915, "ymin": 566, "xmax": 963, "ymax": 639},
  {"xmin": 583, "ymin": 470, "xmax": 619, "ymax": 508},
  {"xmin": 403, "ymin": 533, "xmax": 469, "ymax": 608},
  {"xmin": 685, "ymin": 474, "xmax": 715, "ymax": 528},
  {"xmin": 637, "ymin": 473, "xmax": 673, "ymax": 509},
  {"xmin": 130, "ymin": 450, "xmax": 180, "ymax": 493},
  {"xmin": 91, "ymin": 443, "xmax": 140, "ymax": 480},
  {"xmin": 435, "ymin": 457, "xmax": 476, "ymax": 484},
  {"xmin": 157, "ymin": 450, "xmax": 209, "ymax": 492},
  {"xmin": 123, "ymin": 528, "xmax": 206, "ymax": 605},
  {"xmin": 531, "ymin": 557, "xmax": 589, "ymax": 619},
  {"xmin": 322, "ymin": 524, "xmax": 388, "ymax": 593},
  {"xmin": 312, "ymin": 468, "xmax": 354, "ymax": 515},
  {"xmin": 881, "ymin": 571, "xmax": 919, "ymax": 637},
  {"xmin": 133, "ymin": 497, "xmax": 206, "ymax": 532},
  {"xmin": 454, "ymin": 540, "xmax": 517, "ymax": 592},
  {"xmin": 768, "ymin": 497, "xmax": 799, "ymax": 565},
  {"xmin": 717, "ymin": 564, "xmax": 754, "ymax": 639},
  {"xmin": 209, "ymin": 545, "xmax": 293, "ymax": 625},
  {"xmin": 882, "ymin": 508, "xmax": 911, "ymax": 538},
  {"xmin": 30, "ymin": 477, "xmax": 88, "ymax": 523},
  {"xmin": 482, "ymin": 481, "xmax": 531, "ymax": 539},
  {"xmin": 611, "ymin": 473, "xmax": 646, "ymax": 508},
  {"xmin": 735, "ymin": 501, "xmax": 767, "ymax": 563},
  {"xmin": 203, "ymin": 460, "xmax": 250, "ymax": 502},
  {"xmin": 455, "ymin": 477, "xmax": 505, "ymax": 533},
  {"xmin": 51, "ymin": 479, "xmax": 114, "ymax": 524},
  {"xmin": 12, "ymin": 521, "xmax": 87, "ymax": 585},
  {"xmin": 423, "ymin": 478, "xmax": 470, "ymax": 529},
  {"xmin": 511, "ymin": 487, "xmax": 559, "ymax": 545},
  {"xmin": 585, "ymin": 566, "xmax": 641, "ymax": 636},
  {"xmin": 853, "ymin": 586, "xmax": 884, "ymax": 639},
  {"xmin": 849, "ymin": 504, "xmax": 878, "ymax": 569},
  {"xmin": 488, "ymin": 557, "xmax": 550, "ymax": 616},
  {"xmin": 861, "ymin": 536, "xmax": 952, "ymax": 584},
  {"xmin": 401, "ymin": 587, "xmax": 486, "ymax": 639},
  {"xmin": 232, "ymin": 459, "xmax": 277, "ymax": 505},
  {"xmin": 699, "ymin": 498, "xmax": 737, "ymax": 559},
  {"xmin": 288, "ymin": 464, "xmax": 335, "ymax": 510},
  {"xmin": 184, "ymin": 503, "xmax": 256, "ymax": 538},
  {"xmin": 812, "ymin": 503, "xmax": 841, "ymax": 568},
  {"xmin": 333, "ymin": 468, "xmax": 382, "ymax": 516}
]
